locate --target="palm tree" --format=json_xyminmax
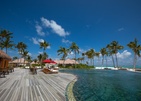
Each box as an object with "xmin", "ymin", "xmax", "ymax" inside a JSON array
[
  {"xmin": 13, "ymin": 56, "xmax": 18, "ymax": 60},
  {"xmin": 70, "ymin": 42, "xmax": 79, "ymax": 67},
  {"xmin": 89, "ymin": 49, "xmax": 95, "ymax": 66},
  {"xmin": 38, "ymin": 54, "xmax": 43, "ymax": 67},
  {"xmin": 127, "ymin": 38, "xmax": 141, "ymax": 69},
  {"xmin": 39, "ymin": 40, "xmax": 50, "ymax": 67},
  {"xmin": 27, "ymin": 55, "xmax": 32, "ymax": 66},
  {"xmin": 82, "ymin": 53, "xmax": 85, "ymax": 64},
  {"xmin": 0, "ymin": 30, "xmax": 14, "ymax": 53},
  {"xmin": 16, "ymin": 42, "xmax": 27, "ymax": 56},
  {"xmin": 57, "ymin": 47, "xmax": 69, "ymax": 66},
  {"xmin": 100, "ymin": 48, "xmax": 107, "ymax": 66},
  {"xmin": 110, "ymin": 41, "xmax": 124, "ymax": 68},
  {"xmin": 33, "ymin": 59, "xmax": 38, "ymax": 64},
  {"xmin": 16, "ymin": 42, "xmax": 27, "ymax": 65},
  {"xmin": 42, "ymin": 52, "xmax": 48, "ymax": 60},
  {"xmin": 22, "ymin": 50, "xmax": 29, "ymax": 65},
  {"xmin": 95, "ymin": 52, "xmax": 100, "ymax": 66},
  {"xmin": 85, "ymin": 49, "xmax": 95, "ymax": 66},
  {"xmin": 40, "ymin": 41, "xmax": 50, "ymax": 52},
  {"xmin": 106, "ymin": 44, "xmax": 116, "ymax": 67}
]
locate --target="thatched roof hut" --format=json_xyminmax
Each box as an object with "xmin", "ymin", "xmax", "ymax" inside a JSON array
[
  {"xmin": 54, "ymin": 59, "xmax": 78, "ymax": 65},
  {"xmin": 0, "ymin": 50, "xmax": 11, "ymax": 60},
  {"xmin": 0, "ymin": 50, "xmax": 11, "ymax": 68}
]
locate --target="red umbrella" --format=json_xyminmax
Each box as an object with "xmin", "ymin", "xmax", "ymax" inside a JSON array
[
  {"xmin": 43, "ymin": 59, "xmax": 56, "ymax": 64},
  {"xmin": 43, "ymin": 59, "xmax": 52, "ymax": 63},
  {"xmin": 50, "ymin": 61, "xmax": 57, "ymax": 64}
]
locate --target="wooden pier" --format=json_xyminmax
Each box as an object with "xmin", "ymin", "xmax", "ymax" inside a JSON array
[{"xmin": 0, "ymin": 68, "xmax": 76, "ymax": 101}]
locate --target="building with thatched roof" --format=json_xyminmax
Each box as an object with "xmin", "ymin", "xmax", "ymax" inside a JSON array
[
  {"xmin": 9, "ymin": 58, "xmax": 29, "ymax": 66},
  {"xmin": 54, "ymin": 59, "xmax": 79, "ymax": 65},
  {"xmin": 0, "ymin": 50, "xmax": 11, "ymax": 68}
]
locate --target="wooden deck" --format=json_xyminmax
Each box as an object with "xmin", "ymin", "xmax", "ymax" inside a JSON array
[{"xmin": 0, "ymin": 68, "xmax": 76, "ymax": 101}]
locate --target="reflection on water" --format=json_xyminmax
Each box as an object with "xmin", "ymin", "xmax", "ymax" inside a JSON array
[{"xmin": 60, "ymin": 69, "xmax": 141, "ymax": 101}]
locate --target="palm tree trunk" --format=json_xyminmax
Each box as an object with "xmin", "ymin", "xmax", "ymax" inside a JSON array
[
  {"xmin": 93, "ymin": 57, "xmax": 94, "ymax": 67},
  {"xmin": 102, "ymin": 56, "xmax": 104, "ymax": 67},
  {"xmin": 106, "ymin": 56, "xmax": 107, "ymax": 67},
  {"xmin": 75, "ymin": 51, "xmax": 76, "ymax": 68},
  {"xmin": 63, "ymin": 59, "xmax": 65, "ymax": 68},
  {"xmin": 6, "ymin": 47, "xmax": 7, "ymax": 54},
  {"xmin": 133, "ymin": 53, "xmax": 137, "ymax": 70},
  {"xmin": 112, "ymin": 55, "xmax": 115, "ymax": 68},
  {"xmin": 115, "ymin": 54, "xmax": 118, "ymax": 68}
]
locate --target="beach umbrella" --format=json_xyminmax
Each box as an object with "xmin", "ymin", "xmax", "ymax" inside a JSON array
[
  {"xmin": 43, "ymin": 59, "xmax": 56, "ymax": 64},
  {"xmin": 43, "ymin": 59, "xmax": 52, "ymax": 63}
]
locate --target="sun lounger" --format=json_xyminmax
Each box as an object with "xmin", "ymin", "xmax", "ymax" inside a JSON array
[{"xmin": 42, "ymin": 68, "xmax": 58, "ymax": 74}]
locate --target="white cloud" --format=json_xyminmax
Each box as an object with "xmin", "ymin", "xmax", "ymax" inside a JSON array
[
  {"xmin": 35, "ymin": 24, "xmax": 45, "ymax": 36},
  {"xmin": 38, "ymin": 51, "xmax": 43, "ymax": 54},
  {"xmin": 117, "ymin": 50, "xmax": 131, "ymax": 59},
  {"xmin": 62, "ymin": 39, "xmax": 71, "ymax": 44},
  {"xmin": 47, "ymin": 46, "xmax": 51, "ymax": 49},
  {"xmin": 28, "ymin": 52, "xmax": 32, "ymax": 56},
  {"xmin": 31, "ymin": 37, "xmax": 44, "ymax": 45},
  {"xmin": 118, "ymin": 28, "xmax": 124, "ymax": 32},
  {"xmin": 38, "ymin": 39, "xmax": 44, "ymax": 43},
  {"xmin": 32, "ymin": 37, "xmax": 39, "ymax": 45},
  {"xmin": 41, "ymin": 17, "xmax": 69, "ymax": 37}
]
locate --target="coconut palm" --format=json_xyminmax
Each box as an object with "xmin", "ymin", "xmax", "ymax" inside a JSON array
[
  {"xmin": 82, "ymin": 53, "xmax": 85, "ymax": 64},
  {"xmin": 0, "ymin": 30, "xmax": 14, "ymax": 53},
  {"xmin": 16, "ymin": 42, "xmax": 27, "ymax": 56},
  {"xmin": 95, "ymin": 52, "xmax": 100, "ymax": 66},
  {"xmin": 127, "ymin": 38, "xmax": 141, "ymax": 69},
  {"xmin": 110, "ymin": 41, "xmax": 124, "ymax": 68},
  {"xmin": 70, "ymin": 42, "xmax": 79, "ymax": 67},
  {"xmin": 57, "ymin": 47, "xmax": 69, "ymax": 66},
  {"xmin": 85, "ymin": 50, "xmax": 91, "ymax": 65},
  {"xmin": 40, "ymin": 41, "xmax": 50, "ymax": 52},
  {"xmin": 27, "ymin": 55, "xmax": 32, "ymax": 63},
  {"xmin": 106, "ymin": 44, "xmax": 116, "ymax": 67},
  {"xmin": 16, "ymin": 42, "xmax": 27, "ymax": 66},
  {"xmin": 85, "ymin": 49, "xmax": 95, "ymax": 66},
  {"xmin": 13, "ymin": 56, "xmax": 18, "ymax": 60},
  {"xmin": 38, "ymin": 54, "xmax": 43, "ymax": 67},
  {"xmin": 33, "ymin": 59, "xmax": 38, "ymax": 64},
  {"xmin": 22, "ymin": 50, "xmax": 29, "ymax": 65},
  {"xmin": 42, "ymin": 52, "xmax": 48, "ymax": 60},
  {"xmin": 89, "ymin": 49, "xmax": 95, "ymax": 66},
  {"xmin": 100, "ymin": 48, "xmax": 107, "ymax": 66},
  {"xmin": 39, "ymin": 41, "xmax": 50, "ymax": 67}
]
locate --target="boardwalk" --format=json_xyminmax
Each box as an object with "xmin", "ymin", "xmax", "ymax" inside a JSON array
[{"xmin": 0, "ymin": 68, "xmax": 76, "ymax": 101}]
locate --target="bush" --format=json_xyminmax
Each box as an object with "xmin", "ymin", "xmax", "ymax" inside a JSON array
[{"xmin": 58, "ymin": 64, "xmax": 95, "ymax": 69}]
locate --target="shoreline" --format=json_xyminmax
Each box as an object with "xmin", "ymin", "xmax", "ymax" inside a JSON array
[{"xmin": 65, "ymin": 78, "xmax": 77, "ymax": 101}]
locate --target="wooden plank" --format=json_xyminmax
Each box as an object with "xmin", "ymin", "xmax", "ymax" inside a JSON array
[{"xmin": 0, "ymin": 68, "xmax": 76, "ymax": 101}]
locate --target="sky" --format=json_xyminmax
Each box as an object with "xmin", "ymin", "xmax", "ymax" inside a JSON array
[{"xmin": 0, "ymin": 0, "xmax": 141, "ymax": 66}]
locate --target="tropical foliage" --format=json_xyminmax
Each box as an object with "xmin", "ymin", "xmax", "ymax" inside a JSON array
[
  {"xmin": 127, "ymin": 38, "xmax": 141, "ymax": 69},
  {"xmin": 57, "ymin": 47, "xmax": 69, "ymax": 66},
  {"xmin": 106, "ymin": 41, "xmax": 124, "ymax": 68},
  {"xmin": 70, "ymin": 42, "xmax": 79, "ymax": 67},
  {"xmin": 0, "ymin": 29, "xmax": 15, "ymax": 54}
]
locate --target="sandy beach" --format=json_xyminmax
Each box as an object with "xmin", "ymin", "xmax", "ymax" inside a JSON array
[{"xmin": 0, "ymin": 68, "xmax": 76, "ymax": 101}]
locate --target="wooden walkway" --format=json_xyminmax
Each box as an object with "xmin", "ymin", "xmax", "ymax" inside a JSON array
[{"xmin": 0, "ymin": 68, "xmax": 76, "ymax": 101}]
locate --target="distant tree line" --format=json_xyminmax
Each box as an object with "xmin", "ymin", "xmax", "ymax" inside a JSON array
[{"xmin": 0, "ymin": 28, "xmax": 141, "ymax": 69}]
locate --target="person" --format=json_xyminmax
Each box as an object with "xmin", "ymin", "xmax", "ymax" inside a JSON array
[{"xmin": 34, "ymin": 66, "xmax": 37, "ymax": 74}]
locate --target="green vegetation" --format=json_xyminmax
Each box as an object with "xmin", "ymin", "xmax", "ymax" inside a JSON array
[
  {"xmin": 58, "ymin": 64, "xmax": 94, "ymax": 69},
  {"xmin": 1, "ymin": 28, "xmax": 141, "ymax": 69}
]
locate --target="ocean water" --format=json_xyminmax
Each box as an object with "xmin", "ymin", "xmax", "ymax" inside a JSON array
[{"xmin": 61, "ymin": 69, "xmax": 141, "ymax": 101}]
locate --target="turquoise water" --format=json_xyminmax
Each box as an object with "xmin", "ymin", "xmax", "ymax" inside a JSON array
[{"xmin": 60, "ymin": 69, "xmax": 141, "ymax": 101}]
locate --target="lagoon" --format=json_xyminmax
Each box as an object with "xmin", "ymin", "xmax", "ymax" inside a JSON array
[{"xmin": 61, "ymin": 69, "xmax": 141, "ymax": 101}]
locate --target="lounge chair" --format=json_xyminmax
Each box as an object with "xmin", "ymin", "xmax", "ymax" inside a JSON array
[{"xmin": 42, "ymin": 68, "xmax": 58, "ymax": 74}]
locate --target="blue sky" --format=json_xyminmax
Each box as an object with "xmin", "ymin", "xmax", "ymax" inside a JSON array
[{"xmin": 0, "ymin": 0, "xmax": 141, "ymax": 66}]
